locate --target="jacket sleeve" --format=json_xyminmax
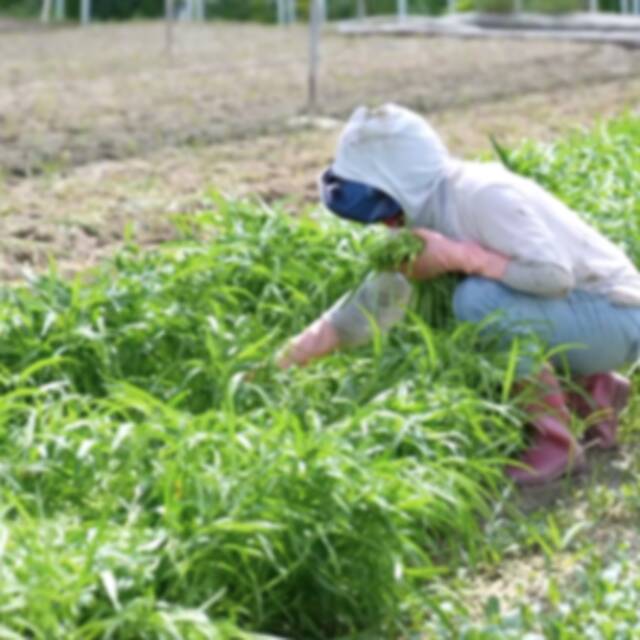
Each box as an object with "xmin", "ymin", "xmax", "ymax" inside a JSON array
[
  {"xmin": 325, "ymin": 271, "xmax": 413, "ymax": 347},
  {"xmin": 466, "ymin": 185, "xmax": 574, "ymax": 297}
]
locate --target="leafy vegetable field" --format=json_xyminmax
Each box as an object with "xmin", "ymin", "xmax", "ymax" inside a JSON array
[{"xmin": 0, "ymin": 115, "xmax": 638, "ymax": 639}]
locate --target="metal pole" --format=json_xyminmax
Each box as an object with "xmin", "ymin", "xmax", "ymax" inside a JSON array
[
  {"xmin": 397, "ymin": 0, "xmax": 408, "ymax": 20},
  {"xmin": 80, "ymin": 0, "xmax": 90, "ymax": 25},
  {"xmin": 308, "ymin": 0, "xmax": 322, "ymax": 113},
  {"xmin": 277, "ymin": 0, "xmax": 285, "ymax": 24},
  {"xmin": 55, "ymin": 0, "xmax": 65, "ymax": 20},
  {"xmin": 288, "ymin": 0, "xmax": 297, "ymax": 22},
  {"xmin": 447, "ymin": 0, "xmax": 455, "ymax": 12},
  {"xmin": 40, "ymin": 0, "xmax": 52, "ymax": 23},
  {"xmin": 633, "ymin": 0, "xmax": 639, "ymax": 13},
  {"xmin": 357, "ymin": 0, "xmax": 366, "ymax": 18},
  {"xmin": 282, "ymin": 0, "xmax": 294, "ymax": 24},
  {"xmin": 165, "ymin": 0, "xmax": 175, "ymax": 55},
  {"xmin": 514, "ymin": 0, "xmax": 523, "ymax": 12},
  {"xmin": 589, "ymin": 0, "xmax": 598, "ymax": 12}
]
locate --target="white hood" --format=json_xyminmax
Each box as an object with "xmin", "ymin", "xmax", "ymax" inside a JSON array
[{"xmin": 332, "ymin": 104, "xmax": 450, "ymax": 226}]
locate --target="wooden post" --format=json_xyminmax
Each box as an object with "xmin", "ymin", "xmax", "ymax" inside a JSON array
[
  {"xmin": 80, "ymin": 0, "xmax": 90, "ymax": 25},
  {"xmin": 397, "ymin": 0, "xmax": 407, "ymax": 20},
  {"xmin": 165, "ymin": 0, "xmax": 175, "ymax": 54},
  {"xmin": 308, "ymin": 0, "xmax": 322, "ymax": 113}
]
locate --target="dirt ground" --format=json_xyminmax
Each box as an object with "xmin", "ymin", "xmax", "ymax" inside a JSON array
[{"xmin": 1, "ymin": 21, "xmax": 640, "ymax": 279}]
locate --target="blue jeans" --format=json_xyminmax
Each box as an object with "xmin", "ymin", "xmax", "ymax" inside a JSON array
[{"xmin": 453, "ymin": 277, "xmax": 640, "ymax": 376}]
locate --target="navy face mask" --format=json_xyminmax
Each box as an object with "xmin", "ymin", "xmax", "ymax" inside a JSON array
[{"xmin": 320, "ymin": 169, "xmax": 402, "ymax": 224}]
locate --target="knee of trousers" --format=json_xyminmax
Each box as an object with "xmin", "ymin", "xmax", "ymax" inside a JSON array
[{"xmin": 452, "ymin": 277, "xmax": 508, "ymax": 323}]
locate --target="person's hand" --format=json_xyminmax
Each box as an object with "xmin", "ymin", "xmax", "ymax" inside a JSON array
[
  {"xmin": 277, "ymin": 318, "xmax": 341, "ymax": 369},
  {"xmin": 276, "ymin": 346, "xmax": 296, "ymax": 371},
  {"xmin": 403, "ymin": 228, "xmax": 509, "ymax": 281}
]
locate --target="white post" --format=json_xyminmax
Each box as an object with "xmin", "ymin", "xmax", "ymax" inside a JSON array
[
  {"xmin": 54, "ymin": 0, "xmax": 65, "ymax": 20},
  {"xmin": 397, "ymin": 0, "xmax": 408, "ymax": 20},
  {"xmin": 41, "ymin": 0, "xmax": 52, "ymax": 23},
  {"xmin": 281, "ymin": 0, "xmax": 296, "ymax": 23},
  {"xmin": 165, "ymin": 0, "xmax": 175, "ymax": 54},
  {"xmin": 80, "ymin": 0, "xmax": 90, "ymax": 25},
  {"xmin": 308, "ymin": 0, "xmax": 322, "ymax": 113}
]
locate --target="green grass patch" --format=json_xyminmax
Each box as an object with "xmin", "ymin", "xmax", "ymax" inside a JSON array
[{"xmin": 0, "ymin": 115, "xmax": 638, "ymax": 637}]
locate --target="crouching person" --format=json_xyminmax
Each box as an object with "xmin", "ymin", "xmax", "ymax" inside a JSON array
[{"xmin": 278, "ymin": 104, "xmax": 640, "ymax": 486}]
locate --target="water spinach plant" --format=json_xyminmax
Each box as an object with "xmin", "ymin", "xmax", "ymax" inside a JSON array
[
  {"xmin": 364, "ymin": 228, "xmax": 425, "ymax": 272},
  {"xmin": 0, "ymin": 115, "xmax": 637, "ymax": 638}
]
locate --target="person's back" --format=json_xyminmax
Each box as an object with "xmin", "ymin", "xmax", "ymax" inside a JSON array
[{"xmin": 448, "ymin": 160, "xmax": 640, "ymax": 306}]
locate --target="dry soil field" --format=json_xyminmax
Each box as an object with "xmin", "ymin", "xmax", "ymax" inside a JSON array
[{"xmin": 1, "ymin": 20, "xmax": 639, "ymax": 279}]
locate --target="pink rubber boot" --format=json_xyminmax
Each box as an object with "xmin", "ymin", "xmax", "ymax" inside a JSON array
[
  {"xmin": 568, "ymin": 372, "xmax": 631, "ymax": 450},
  {"xmin": 506, "ymin": 369, "xmax": 586, "ymax": 487}
]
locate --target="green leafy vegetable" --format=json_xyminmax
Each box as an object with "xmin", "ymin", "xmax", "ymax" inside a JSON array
[
  {"xmin": 364, "ymin": 228, "xmax": 425, "ymax": 272},
  {"xmin": 0, "ymin": 115, "xmax": 637, "ymax": 639}
]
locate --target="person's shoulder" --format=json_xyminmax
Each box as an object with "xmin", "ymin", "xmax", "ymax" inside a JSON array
[
  {"xmin": 453, "ymin": 161, "xmax": 525, "ymax": 211},
  {"xmin": 453, "ymin": 160, "xmax": 517, "ymax": 190}
]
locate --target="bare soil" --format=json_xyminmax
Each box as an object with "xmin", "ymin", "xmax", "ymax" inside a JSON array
[{"xmin": 1, "ymin": 21, "xmax": 640, "ymax": 279}]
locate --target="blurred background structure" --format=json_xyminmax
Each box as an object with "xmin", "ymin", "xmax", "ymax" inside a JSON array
[{"xmin": 0, "ymin": 0, "xmax": 637, "ymax": 24}]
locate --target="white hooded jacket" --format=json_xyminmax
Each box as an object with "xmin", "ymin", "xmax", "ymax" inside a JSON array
[{"xmin": 324, "ymin": 104, "xmax": 640, "ymax": 346}]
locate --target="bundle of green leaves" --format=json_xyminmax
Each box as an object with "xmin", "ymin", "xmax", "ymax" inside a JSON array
[{"xmin": 364, "ymin": 228, "xmax": 425, "ymax": 273}]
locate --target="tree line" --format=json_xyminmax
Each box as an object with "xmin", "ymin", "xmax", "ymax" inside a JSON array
[{"xmin": 0, "ymin": 0, "xmax": 625, "ymax": 21}]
